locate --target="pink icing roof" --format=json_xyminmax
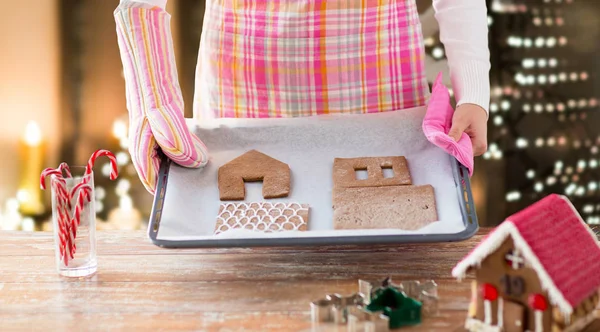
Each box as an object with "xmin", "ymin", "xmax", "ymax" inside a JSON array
[{"xmin": 452, "ymin": 194, "xmax": 600, "ymax": 313}]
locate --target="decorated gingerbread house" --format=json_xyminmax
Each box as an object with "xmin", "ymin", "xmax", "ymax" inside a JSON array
[{"xmin": 453, "ymin": 194, "xmax": 600, "ymax": 332}]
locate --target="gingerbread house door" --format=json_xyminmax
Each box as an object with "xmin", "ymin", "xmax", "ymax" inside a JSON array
[{"xmin": 503, "ymin": 300, "xmax": 525, "ymax": 332}]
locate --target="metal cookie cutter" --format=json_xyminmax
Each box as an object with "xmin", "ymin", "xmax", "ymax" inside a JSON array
[
  {"xmin": 310, "ymin": 293, "xmax": 389, "ymax": 331},
  {"xmin": 310, "ymin": 293, "xmax": 365, "ymax": 324},
  {"xmin": 347, "ymin": 305, "xmax": 390, "ymax": 332},
  {"xmin": 359, "ymin": 277, "xmax": 439, "ymax": 317}
]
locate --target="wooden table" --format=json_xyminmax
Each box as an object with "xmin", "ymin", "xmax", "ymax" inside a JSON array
[{"xmin": 1, "ymin": 229, "xmax": 598, "ymax": 331}]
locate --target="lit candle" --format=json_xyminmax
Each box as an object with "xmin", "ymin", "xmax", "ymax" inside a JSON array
[{"xmin": 18, "ymin": 121, "xmax": 45, "ymax": 216}]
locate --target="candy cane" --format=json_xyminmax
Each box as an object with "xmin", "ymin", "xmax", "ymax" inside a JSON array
[
  {"xmin": 42, "ymin": 150, "xmax": 119, "ymax": 263},
  {"xmin": 67, "ymin": 183, "xmax": 93, "ymax": 258},
  {"xmin": 59, "ymin": 162, "xmax": 72, "ymax": 178},
  {"xmin": 40, "ymin": 168, "xmax": 62, "ymax": 190},
  {"xmin": 49, "ymin": 176, "xmax": 71, "ymax": 265},
  {"xmin": 74, "ymin": 149, "xmax": 118, "ymax": 214},
  {"xmin": 69, "ymin": 174, "xmax": 94, "ymax": 202},
  {"xmin": 86, "ymin": 149, "xmax": 118, "ymax": 180},
  {"xmin": 68, "ymin": 150, "xmax": 118, "ymax": 259},
  {"xmin": 71, "ymin": 185, "xmax": 93, "ymax": 225},
  {"xmin": 41, "ymin": 165, "xmax": 81, "ymax": 265},
  {"xmin": 41, "ymin": 167, "xmax": 71, "ymax": 263},
  {"xmin": 69, "ymin": 149, "xmax": 117, "ymax": 210},
  {"xmin": 56, "ymin": 179, "xmax": 72, "ymax": 263},
  {"xmin": 51, "ymin": 181, "xmax": 65, "ymax": 253}
]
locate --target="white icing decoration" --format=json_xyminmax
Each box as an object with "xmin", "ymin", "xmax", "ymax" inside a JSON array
[
  {"xmin": 464, "ymin": 318, "xmax": 502, "ymax": 332},
  {"xmin": 484, "ymin": 300, "xmax": 492, "ymax": 325},
  {"xmin": 535, "ymin": 311, "xmax": 543, "ymax": 332},
  {"xmin": 506, "ymin": 249, "xmax": 524, "ymax": 269},
  {"xmin": 215, "ymin": 202, "xmax": 308, "ymax": 235},
  {"xmin": 497, "ymin": 298, "xmax": 504, "ymax": 328}
]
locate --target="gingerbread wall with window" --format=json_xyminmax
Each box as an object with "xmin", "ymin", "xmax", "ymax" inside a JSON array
[{"xmin": 331, "ymin": 156, "xmax": 438, "ymax": 230}]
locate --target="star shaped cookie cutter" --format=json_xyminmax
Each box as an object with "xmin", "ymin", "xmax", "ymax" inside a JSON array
[
  {"xmin": 359, "ymin": 277, "xmax": 439, "ymax": 317},
  {"xmin": 310, "ymin": 293, "xmax": 390, "ymax": 331}
]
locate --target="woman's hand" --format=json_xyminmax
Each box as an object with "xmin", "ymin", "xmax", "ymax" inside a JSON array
[{"xmin": 448, "ymin": 103, "xmax": 488, "ymax": 156}]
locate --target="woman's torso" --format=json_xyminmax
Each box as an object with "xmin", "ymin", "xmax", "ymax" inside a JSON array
[{"xmin": 193, "ymin": 0, "xmax": 429, "ymax": 120}]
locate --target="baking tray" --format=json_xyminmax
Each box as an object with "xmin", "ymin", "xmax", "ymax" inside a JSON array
[{"xmin": 147, "ymin": 109, "xmax": 479, "ymax": 248}]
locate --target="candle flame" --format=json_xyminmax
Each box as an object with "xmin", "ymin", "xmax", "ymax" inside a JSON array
[{"xmin": 24, "ymin": 121, "xmax": 42, "ymax": 146}]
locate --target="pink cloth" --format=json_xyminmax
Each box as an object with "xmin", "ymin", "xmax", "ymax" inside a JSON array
[{"xmin": 423, "ymin": 73, "xmax": 474, "ymax": 176}]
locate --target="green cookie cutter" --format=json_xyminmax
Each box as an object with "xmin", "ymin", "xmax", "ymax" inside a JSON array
[
  {"xmin": 365, "ymin": 287, "xmax": 423, "ymax": 328},
  {"xmin": 359, "ymin": 278, "xmax": 438, "ymax": 317}
]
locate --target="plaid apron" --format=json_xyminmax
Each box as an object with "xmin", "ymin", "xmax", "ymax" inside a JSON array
[{"xmin": 194, "ymin": 0, "xmax": 429, "ymax": 119}]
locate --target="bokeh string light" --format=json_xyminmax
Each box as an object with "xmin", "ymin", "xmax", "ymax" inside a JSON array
[{"xmin": 429, "ymin": 0, "xmax": 599, "ymax": 224}]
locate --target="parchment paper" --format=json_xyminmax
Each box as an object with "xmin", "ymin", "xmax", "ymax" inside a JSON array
[{"xmin": 156, "ymin": 106, "xmax": 466, "ymax": 241}]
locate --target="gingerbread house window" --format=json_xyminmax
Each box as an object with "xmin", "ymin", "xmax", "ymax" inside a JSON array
[
  {"xmin": 382, "ymin": 166, "xmax": 395, "ymax": 178},
  {"xmin": 355, "ymin": 168, "xmax": 369, "ymax": 181},
  {"xmin": 505, "ymin": 249, "xmax": 525, "ymax": 269}
]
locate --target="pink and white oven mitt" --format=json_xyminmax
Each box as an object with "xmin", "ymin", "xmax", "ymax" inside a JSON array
[
  {"xmin": 114, "ymin": 1, "xmax": 209, "ymax": 194},
  {"xmin": 422, "ymin": 73, "xmax": 474, "ymax": 176}
]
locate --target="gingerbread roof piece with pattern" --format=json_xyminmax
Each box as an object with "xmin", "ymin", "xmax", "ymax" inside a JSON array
[
  {"xmin": 218, "ymin": 150, "xmax": 290, "ymax": 200},
  {"xmin": 214, "ymin": 202, "xmax": 309, "ymax": 235}
]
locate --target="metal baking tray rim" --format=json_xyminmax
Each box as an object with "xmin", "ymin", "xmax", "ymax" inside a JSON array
[{"xmin": 147, "ymin": 151, "xmax": 479, "ymax": 248}]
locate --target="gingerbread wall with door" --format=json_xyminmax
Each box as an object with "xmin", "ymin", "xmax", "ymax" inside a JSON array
[
  {"xmin": 218, "ymin": 150, "xmax": 291, "ymax": 200},
  {"xmin": 471, "ymin": 236, "xmax": 551, "ymax": 332}
]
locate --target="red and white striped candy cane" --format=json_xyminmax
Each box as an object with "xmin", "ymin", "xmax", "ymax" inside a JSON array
[
  {"xmin": 69, "ymin": 149, "xmax": 118, "ymax": 206},
  {"xmin": 69, "ymin": 174, "xmax": 94, "ymax": 203},
  {"xmin": 51, "ymin": 181, "xmax": 65, "ymax": 253},
  {"xmin": 68, "ymin": 150, "xmax": 118, "ymax": 259},
  {"xmin": 40, "ymin": 168, "xmax": 63, "ymax": 190},
  {"xmin": 54, "ymin": 178, "xmax": 72, "ymax": 264},
  {"xmin": 52, "ymin": 180, "xmax": 71, "ymax": 265},
  {"xmin": 86, "ymin": 149, "xmax": 118, "ymax": 180},
  {"xmin": 71, "ymin": 184, "xmax": 92, "ymax": 225},
  {"xmin": 67, "ymin": 183, "xmax": 93, "ymax": 258},
  {"xmin": 42, "ymin": 168, "xmax": 72, "ymax": 265},
  {"xmin": 73, "ymin": 149, "xmax": 118, "ymax": 206},
  {"xmin": 59, "ymin": 162, "xmax": 72, "ymax": 178}
]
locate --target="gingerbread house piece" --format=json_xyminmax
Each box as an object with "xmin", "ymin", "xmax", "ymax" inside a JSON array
[
  {"xmin": 214, "ymin": 202, "xmax": 309, "ymax": 235},
  {"xmin": 452, "ymin": 194, "xmax": 600, "ymax": 332},
  {"xmin": 333, "ymin": 156, "xmax": 412, "ymax": 188},
  {"xmin": 332, "ymin": 156, "xmax": 437, "ymax": 230},
  {"xmin": 218, "ymin": 150, "xmax": 290, "ymax": 200}
]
